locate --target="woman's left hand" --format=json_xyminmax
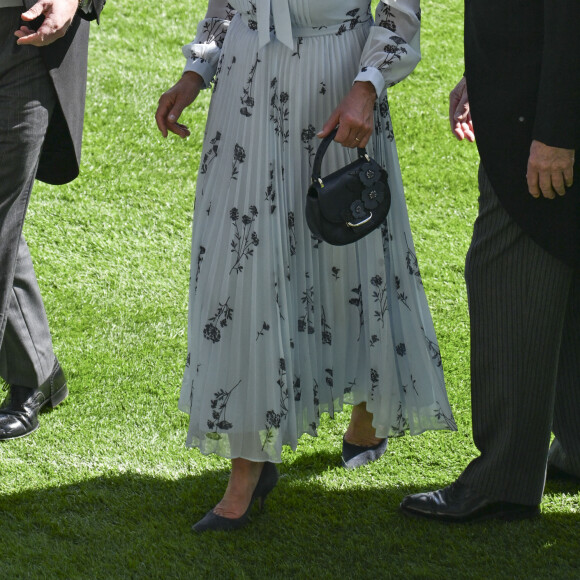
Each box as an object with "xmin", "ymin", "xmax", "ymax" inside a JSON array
[{"xmin": 317, "ymin": 81, "xmax": 377, "ymax": 148}]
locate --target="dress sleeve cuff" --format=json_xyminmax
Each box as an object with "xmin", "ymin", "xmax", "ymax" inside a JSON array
[
  {"xmin": 183, "ymin": 57, "xmax": 216, "ymax": 90},
  {"xmin": 354, "ymin": 67, "xmax": 385, "ymax": 97}
]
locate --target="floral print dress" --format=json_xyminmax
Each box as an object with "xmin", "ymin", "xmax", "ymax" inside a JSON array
[{"xmin": 178, "ymin": 0, "xmax": 456, "ymax": 462}]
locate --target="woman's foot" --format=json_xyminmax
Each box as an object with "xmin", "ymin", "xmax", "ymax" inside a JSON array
[
  {"xmin": 192, "ymin": 460, "xmax": 279, "ymax": 532},
  {"xmin": 213, "ymin": 459, "xmax": 265, "ymax": 519},
  {"xmin": 342, "ymin": 402, "xmax": 387, "ymax": 469},
  {"xmin": 344, "ymin": 402, "xmax": 384, "ymax": 447}
]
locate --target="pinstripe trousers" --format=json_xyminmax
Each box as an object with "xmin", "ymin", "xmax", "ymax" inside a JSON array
[
  {"xmin": 458, "ymin": 166, "xmax": 580, "ymax": 505},
  {"xmin": 0, "ymin": 9, "xmax": 57, "ymax": 387}
]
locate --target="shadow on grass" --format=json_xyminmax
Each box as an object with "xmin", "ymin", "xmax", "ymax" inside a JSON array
[{"xmin": 0, "ymin": 464, "xmax": 578, "ymax": 579}]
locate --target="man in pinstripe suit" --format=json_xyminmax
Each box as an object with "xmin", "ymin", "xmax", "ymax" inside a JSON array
[
  {"xmin": 400, "ymin": 0, "xmax": 580, "ymax": 522},
  {"xmin": 0, "ymin": 0, "xmax": 104, "ymax": 440}
]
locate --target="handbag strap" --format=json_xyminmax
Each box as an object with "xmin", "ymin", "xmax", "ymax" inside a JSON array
[{"xmin": 311, "ymin": 127, "xmax": 368, "ymax": 183}]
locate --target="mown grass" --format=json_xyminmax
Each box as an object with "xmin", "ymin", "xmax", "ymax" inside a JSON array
[{"xmin": 0, "ymin": 1, "xmax": 578, "ymax": 578}]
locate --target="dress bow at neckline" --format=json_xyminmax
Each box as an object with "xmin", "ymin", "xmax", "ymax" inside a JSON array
[{"xmin": 257, "ymin": 0, "xmax": 294, "ymax": 51}]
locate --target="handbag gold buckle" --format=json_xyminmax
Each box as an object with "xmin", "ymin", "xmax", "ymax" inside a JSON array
[{"xmin": 347, "ymin": 212, "xmax": 373, "ymax": 228}]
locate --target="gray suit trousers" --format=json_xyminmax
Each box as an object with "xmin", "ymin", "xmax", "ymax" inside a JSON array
[
  {"xmin": 458, "ymin": 166, "xmax": 580, "ymax": 505},
  {"xmin": 0, "ymin": 9, "xmax": 57, "ymax": 387}
]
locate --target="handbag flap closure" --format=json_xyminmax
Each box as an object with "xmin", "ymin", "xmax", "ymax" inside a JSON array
[{"xmin": 308, "ymin": 158, "xmax": 369, "ymax": 224}]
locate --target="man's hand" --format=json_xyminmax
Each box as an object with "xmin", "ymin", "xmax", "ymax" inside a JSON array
[
  {"xmin": 155, "ymin": 72, "xmax": 204, "ymax": 139},
  {"xmin": 449, "ymin": 77, "xmax": 475, "ymax": 142},
  {"xmin": 15, "ymin": 0, "xmax": 79, "ymax": 47},
  {"xmin": 317, "ymin": 81, "xmax": 377, "ymax": 148},
  {"xmin": 527, "ymin": 141, "xmax": 575, "ymax": 199}
]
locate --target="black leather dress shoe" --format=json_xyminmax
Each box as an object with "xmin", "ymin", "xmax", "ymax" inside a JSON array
[
  {"xmin": 0, "ymin": 360, "xmax": 68, "ymax": 440},
  {"xmin": 546, "ymin": 440, "xmax": 580, "ymax": 482},
  {"xmin": 399, "ymin": 482, "xmax": 540, "ymax": 523},
  {"xmin": 546, "ymin": 463, "xmax": 580, "ymax": 481}
]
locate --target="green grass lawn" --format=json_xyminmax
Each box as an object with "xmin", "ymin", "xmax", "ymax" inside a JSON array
[{"xmin": 0, "ymin": 1, "xmax": 578, "ymax": 578}]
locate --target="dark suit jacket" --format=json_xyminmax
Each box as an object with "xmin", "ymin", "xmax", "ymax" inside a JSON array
[
  {"xmin": 464, "ymin": 0, "xmax": 580, "ymax": 269},
  {"xmin": 23, "ymin": 0, "xmax": 106, "ymax": 184}
]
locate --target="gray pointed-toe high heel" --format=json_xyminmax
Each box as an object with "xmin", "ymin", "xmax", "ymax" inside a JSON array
[
  {"xmin": 192, "ymin": 461, "xmax": 279, "ymax": 532},
  {"xmin": 341, "ymin": 437, "xmax": 388, "ymax": 469}
]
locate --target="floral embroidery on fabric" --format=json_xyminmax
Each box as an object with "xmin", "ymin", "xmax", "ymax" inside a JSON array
[
  {"xmin": 321, "ymin": 305, "xmax": 332, "ymax": 345},
  {"xmin": 240, "ymin": 54, "xmax": 261, "ymax": 117},
  {"xmin": 288, "ymin": 212, "xmax": 296, "ymax": 256},
  {"xmin": 395, "ymin": 276, "xmax": 411, "ymax": 311},
  {"xmin": 203, "ymin": 298, "xmax": 234, "ymax": 343},
  {"xmin": 376, "ymin": 3, "xmax": 396, "ymax": 32},
  {"xmin": 256, "ymin": 321, "xmax": 270, "ymax": 341},
  {"xmin": 301, "ymin": 124, "xmax": 317, "ymax": 167},
  {"xmin": 378, "ymin": 36, "xmax": 408, "ymax": 72},
  {"xmin": 423, "ymin": 327, "xmax": 442, "ymax": 367},
  {"xmin": 325, "ymin": 368, "xmax": 334, "ymax": 399},
  {"xmin": 402, "ymin": 374, "xmax": 418, "ymax": 396},
  {"xmin": 349, "ymin": 285, "xmax": 364, "ymax": 341},
  {"xmin": 265, "ymin": 164, "xmax": 277, "ymax": 214},
  {"xmin": 213, "ymin": 54, "xmax": 225, "ymax": 93},
  {"xmin": 435, "ymin": 403, "xmax": 457, "ymax": 430},
  {"xmin": 404, "ymin": 233, "xmax": 422, "ymax": 284},
  {"xmin": 206, "ymin": 380, "xmax": 241, "ymax": 437},
  {"xmin": 337, "ymin": 8, "xmax": 364, "ymax": 36},
  {"xmin": 269, "ymin": 78, "xmax": 289, "ymax": 144},
  {"xmin": 371, "ymin": 274, "xmax": 389, "ymax": 326},
  {"xmin": 200, "ymin": 131, "xmax": 221, "ymax": 175},
  {"xmin": 392, "ymin": 402, "xmax": 410, "ymax": 434},
  {"xmin": 375, "ymin": 95, "xmax": 394, "ymax": 141},
  {"xmin": 229, "ymin": 205, "xmax": 259, "ymax": 274},
  {"xmin": 231, "ymin": 143, "xmax": 246, "ymax": 180},
  {"xmin": 293, "ymin": 377, "xmax": 301, "ymax": 401},
  {"xmin": 370, "ymin": 368, "xmax": 379, "ymax": 401},
  {"xmin": 195, "ymin": 246, "xmax": 206, "ymax": 291},
  {"xmin": 293, "ymin": 37, "xmax": 304, "ymax": 58},
  {"xmin": 298, "ymin": 284, "xmax": 315, "ymax": 334},
  {"xmin": 262, "ymin": 358, "xmax": 289, "ymax": 450}
]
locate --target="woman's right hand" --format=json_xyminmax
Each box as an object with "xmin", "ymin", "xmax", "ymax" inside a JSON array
[{"xmin": 156, "ymin": 72, "xmax": 204, "ymax": 138}]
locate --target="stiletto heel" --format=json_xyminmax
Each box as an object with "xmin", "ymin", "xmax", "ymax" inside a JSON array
[{"xmin": 192, "ymin": 462, "xmax": 279, "ymax": 532}]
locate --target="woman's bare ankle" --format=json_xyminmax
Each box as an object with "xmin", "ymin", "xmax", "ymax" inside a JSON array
[
  {"xmin": 344, "ymin": 402, "xmax": 384, "ymax": 447},
  {"xmin": 213, "ymin": 459, "xmax": 264, "ymax": 519}
]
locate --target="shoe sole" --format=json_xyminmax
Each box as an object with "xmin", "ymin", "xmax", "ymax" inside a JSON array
[{"xmin": 0, "ymin": 423, "xmax": 40, "ymax": 441}]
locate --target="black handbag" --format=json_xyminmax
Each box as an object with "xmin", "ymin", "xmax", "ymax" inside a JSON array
[{"xmin": 305, "ymin": 127, "xmax": 391, "ymax": 246}]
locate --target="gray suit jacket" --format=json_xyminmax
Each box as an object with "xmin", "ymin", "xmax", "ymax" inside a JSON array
[{"xmin": 23, "ymin": 0, "xmax": 106, "ymax": 184}]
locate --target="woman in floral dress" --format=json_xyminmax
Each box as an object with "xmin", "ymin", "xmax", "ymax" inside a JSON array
[{"xmin": 156, "ymin": 0, "xmax": 456, "ymax": 532}]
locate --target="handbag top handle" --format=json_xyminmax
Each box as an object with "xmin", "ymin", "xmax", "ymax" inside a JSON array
[{"xmin": 311, "ymin": 127, "xmax": 369, "ymax": 184}]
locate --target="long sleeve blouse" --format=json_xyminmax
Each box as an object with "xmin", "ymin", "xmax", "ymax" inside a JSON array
[{"xmin": 183, "ymin": 0, "xmax": 421, "ymax": 97}]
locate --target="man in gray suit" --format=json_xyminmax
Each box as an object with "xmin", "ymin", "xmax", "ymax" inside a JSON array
[
  {"xmin": 0, "ymin": 0, "xmax": 105, "ymax": 440},
  {"xmin": 400, "ymin": 0, "xmax": 580, "ymax": 522}
]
